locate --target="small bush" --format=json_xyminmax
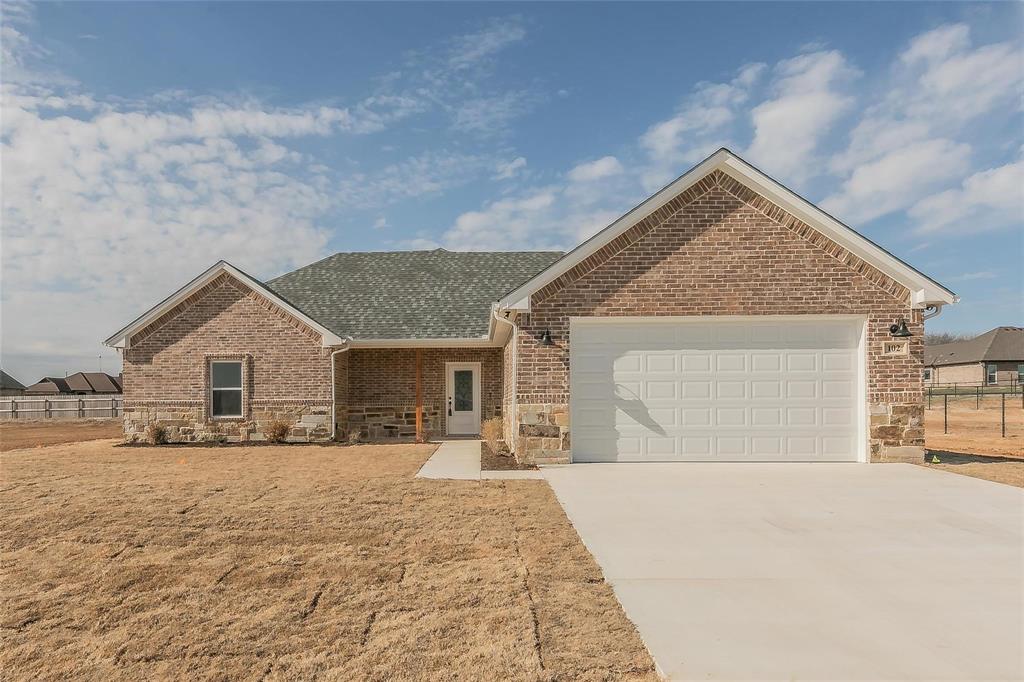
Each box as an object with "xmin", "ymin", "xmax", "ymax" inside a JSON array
[
  {"xmin": 145, "ymin": 423, "xmax": 168, "ymax": 445},
  {"xmin": 264, "ymin": 419, "xmax": 291, "ymax": 443},
  {"xmin": 481, "ymin": 417, "xmax": 503, "ymax": 454},
  {"xmin": 347, "ymin": 429, "xmax": 362, "ymax": 445}
]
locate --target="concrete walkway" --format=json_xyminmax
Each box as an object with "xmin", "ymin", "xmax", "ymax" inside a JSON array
[
  {"xmin": 416, "ymin": 440, "xmax": 542, "ymax": 480},
  {"xmin": 543, "ymin": 462, "xmax": 1024, "ymax": 681}
]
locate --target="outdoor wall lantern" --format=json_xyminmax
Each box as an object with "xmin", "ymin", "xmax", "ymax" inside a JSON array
[
  {"xmin": 539, "ymin": 329, "xmax": 555, "ymax": 346},
  {"xmin": 889, "ymin": 318, "xmax": 912, "ymax": 337}
]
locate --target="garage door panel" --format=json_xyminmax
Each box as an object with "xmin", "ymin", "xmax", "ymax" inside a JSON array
[
  {"xmin": 716, "ymin": 353, "xmax": 747, "ymax": 372},
  {"xmin": 570, "ymin": 318, "xmax": 862, "ymax": 462},
  {"xmin": 716, "ymin": 381, "xmax": 746, "ymax": 399}
]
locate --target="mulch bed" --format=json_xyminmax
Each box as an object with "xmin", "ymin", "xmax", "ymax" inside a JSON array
[{"xmin": 481, "ymin": 442, "xmax": 537, "ymax": 471}]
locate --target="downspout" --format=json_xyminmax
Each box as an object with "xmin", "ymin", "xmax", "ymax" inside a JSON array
[
  {"xmin": 492, "ymin": 306, "xmax": 518, "ymax": 451},
  {"xmin": 330, "ymin": 337, "xmax": 354, "ymax": 440}
]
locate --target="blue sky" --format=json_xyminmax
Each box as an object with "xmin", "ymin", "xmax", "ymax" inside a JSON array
[{"xmin": 1, "ymin": 1, "xmax": 1022, "ymax": 383}]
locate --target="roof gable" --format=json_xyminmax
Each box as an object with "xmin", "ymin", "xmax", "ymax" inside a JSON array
[
  {"xmin": 0, "ymin": 370, "xmax": 25, "ymax": 390},
  {"xmin": 498, "ymin": 148, "xmax": 957, "ymax": 311},
  {"xmin": 104, "ymin": 261, "xmax": 346, "ymax": 349}
]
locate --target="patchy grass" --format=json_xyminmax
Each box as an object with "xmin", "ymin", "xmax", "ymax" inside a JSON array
[
  {"xmin": 0, "ymin": 441, "xmax": 656, "ymax": 680},
  {"xmin": 0, "ymin": 420, "xmax": 122, "ymax": 451}
]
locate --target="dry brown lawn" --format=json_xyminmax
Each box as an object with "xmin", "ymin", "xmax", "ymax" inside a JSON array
[
  {"xmin": 922, "ymin": 397, "xmax": 1024, "ymax": 487},
  {"xmin": 924, "ymin": 396, "xmax": 1024, "ymax": 459},
  {"xmin": 0, "ymin": 440, "xmax": 656, "ymax": 681},
  {"xmin": 917, "ymin": 452, "xmax": 1024, "ymax": 488},
  {"xmin": 0, "ymin": 420, "xmax": 123, "ymax": 451}
]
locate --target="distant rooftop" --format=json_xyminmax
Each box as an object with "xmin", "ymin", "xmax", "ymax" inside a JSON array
[
  {"xmin": 924, "ymin": 327, "xmax": 1024, "ymax": 366},
  {"xmin": 1, "ymin": 370, "xmax": 26, "ymax": 391}
]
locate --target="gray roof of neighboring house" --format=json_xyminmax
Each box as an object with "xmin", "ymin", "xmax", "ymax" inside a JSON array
[
  {"xmin": 25, "ymin": 373, "xmax": 123, "ymax": 394},
  {"xmin": 266, "ymin": 249, "xmax": 565, "ymax": 339},
  {"xmin": 26, "ymin": 377, "xmax": 70, "ymax": 394},
  {"xmin": 65, "ymin": 372, "xmax": 123, "ymax": 393},
  {"xmin": 1, "ymin": 370, "xmax": 26, "ymax": 391},
  {"xmin": 925, "ymin": 327, "xmax": 1024, "ymax": 366}
]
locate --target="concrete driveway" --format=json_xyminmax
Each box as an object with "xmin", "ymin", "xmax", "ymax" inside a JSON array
[{"xmin": 542, "ymin": 463, "xmax": 1023, "ymax": 681}]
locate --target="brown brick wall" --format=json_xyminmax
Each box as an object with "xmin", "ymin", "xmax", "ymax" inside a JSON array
[
  {"xmin": 345, "ymin": 348, "xmax": 502, "ymax": 440},
  {"xmin": 122, "ymin": 274, "xmax": 333, "ymax": 442},
  {"xmin": 927, "ymin": 361, "xmax": 1021, "ymax": 386},
  {"xmin": 927, "ymin": 363, "xmax": 982, "ymax": 386},
  {"xmin": 514, "ymin": 170, "xmax": 924, "ymax": 463}
]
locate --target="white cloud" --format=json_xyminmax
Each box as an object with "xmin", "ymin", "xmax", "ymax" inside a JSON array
[
  {"xmin": 440, "ymin": 189, "xmax": 560, "ymax": 250},
  {"xmin": 451, "ymin": 90, "xmax": 534, "ymax": 135},
  {"xmin": 407, "ymin": 16, "xmax": 535, "ymax": 135},
  {"xmin": 493, "ymin": 156, "xmax": 527, "ymax": 180},
  {"xmin": 900, "ymin": 24, "xmax": 970, "ymax": 65},
  {"xmin": 746, "ymin": 50, "xmax": 859, "ymax": 183},
  {"xmin": 821, "ymin": 138, "xmax": 971, "ymax": 223},
  {"xmin": 0, "ymin": 8, "xmax": 514, "ymax": 380},
  {"xmin": 827, "ymin": 23, "xmax": 1023, "ymax": 222},
  {"xmin": 949, "ymin": 271, "xmax": 998, "ymax": 282},
  {"xmin": 337, "ymin": 151, "xmax": 489, "ymax": 208},
  {"xmin": 373, "ymin": 216, "xmax": 388, "ymax": 230},
  {"xmin": 567, "ymin": 156, "xmax": 623, "ymax": 183},
  {"xmin": 446, "ymin": 16, "xmax": 526, "ymax": 71},
  {"xmin": 910, "ymin": 159, "xmax": 1024, "ymax": 234},
  {"xmin": 639, "ymin": 62, "xmax": 764, "ymax": 190}
]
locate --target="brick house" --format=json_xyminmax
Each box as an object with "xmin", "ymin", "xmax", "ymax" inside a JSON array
[
  {"xmin": 105, "ymin": 149, "xmax": 956, "ymax": 463},
  {"xmin": 924, "ymin": 327, "xmax": 1024, "ymax": 387}
]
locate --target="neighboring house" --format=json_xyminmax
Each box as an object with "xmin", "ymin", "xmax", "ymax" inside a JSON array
[
  {"xmin": 0, "ymin": 370, "xmax": 26, "ymax": 396},
  {"xmin": 105, "ymin": 149, "xmax": 956, "ymax": 463},
  {"xmin": 924, "ymin": 327, "xmax": 1024, "ymax": 387},
  {"xmin": 26, "ymin": 372, "xmax": 123, "ymax": 395}
]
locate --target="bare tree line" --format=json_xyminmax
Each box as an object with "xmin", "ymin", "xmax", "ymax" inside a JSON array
[{"xmin": 924, "ymin": 332, "xmax": 977, "ymax": 346}]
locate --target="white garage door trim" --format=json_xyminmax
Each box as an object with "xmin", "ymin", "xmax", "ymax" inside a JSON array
[{"xmin": 569, "ymin": 316, "xmax": 868, "ymax": 463}]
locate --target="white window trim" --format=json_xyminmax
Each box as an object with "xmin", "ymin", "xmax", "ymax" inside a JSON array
[
  {"xmin": 986, "ymin": 364, "xmax": 998, "ymax": 385},
  {"xmin": 210, "ymin": 359, "xmax": 244, "ymax": 419},
  {"xmin": 923, "ymin": 368, "xmax": 932, "ymax": 381}
]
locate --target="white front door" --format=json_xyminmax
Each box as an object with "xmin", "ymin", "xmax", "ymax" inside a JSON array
[{"xmin": 445, "ymin": 362, "xmax": 481, "ymax": 435}]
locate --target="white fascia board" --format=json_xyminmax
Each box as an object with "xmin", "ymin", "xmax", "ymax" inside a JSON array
[
  {"xmin": 497, "ymin": 148, "xmax": 957, "ymax": 311},
  {"xmin": 348, "ymin": 338, "xmax": 499, "ymax": 349},
  {"xmin": 717, "ymin": 155, "xmax": 957, "ymax": 307},
  {"xmin": 104, "ymin": 260, "xmax": 346, "ymax": 349}
]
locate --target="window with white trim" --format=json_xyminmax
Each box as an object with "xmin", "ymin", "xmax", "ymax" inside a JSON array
[
  {"xmin": 1018, "ymin": 364, "xmax": 1024, "ymax": 382},
  {"xmin": 923, "ymin": 368, "xmax": 932, "ymax": 381},
  {"xmin": 986, "ymin": 364, "xmax": 997, "ymax": 385},
  {"xmin": 210, "ymin": 360, "xmax": 243, "ymax": 418}
]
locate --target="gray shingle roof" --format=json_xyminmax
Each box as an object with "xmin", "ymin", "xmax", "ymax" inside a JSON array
[
  {"xmin": 1, "ymin": 370, "xmax": 25, "ymax": 391},
  {"xmin": 925, "ymin": 327, "xmax": 1024, "ymax": 366},
  {"xmin": 266, "ymin": 249, "xmax": 564, "ymax": 339}
]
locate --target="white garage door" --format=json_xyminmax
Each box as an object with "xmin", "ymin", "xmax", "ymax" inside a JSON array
[{"xmin": 570, "ymin": 318, "xmax": 864, "ymax": 462}]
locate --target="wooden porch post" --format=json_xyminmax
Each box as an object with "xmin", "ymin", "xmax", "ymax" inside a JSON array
[{"xmin": 415, "ymin": 349, "xmax": 423, "ymax": 442}]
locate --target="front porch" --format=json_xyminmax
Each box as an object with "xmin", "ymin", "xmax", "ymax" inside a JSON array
[{"xmin": 336, "ymin": 347, "xmax": 504, "ymax": 441}]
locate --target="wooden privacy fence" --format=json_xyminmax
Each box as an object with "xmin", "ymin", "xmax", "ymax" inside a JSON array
[{"xmin": 2, "ymin": 396, "xmax": 122, "ymax": 420}]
